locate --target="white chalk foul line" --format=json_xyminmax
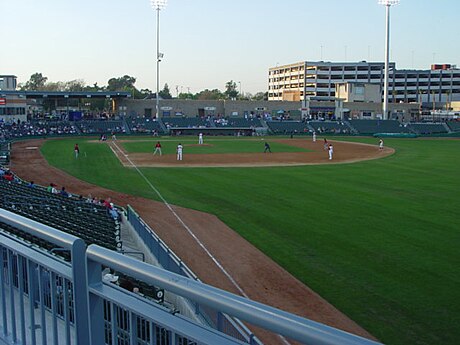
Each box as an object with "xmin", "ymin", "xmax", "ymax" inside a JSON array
[
  {"xmin": 110, "ymin": 142, "xmax": 247, "ymax": 296},
  {"xmin": 110, "ymin": 142, "xmax": 292, "ymax": 345}
]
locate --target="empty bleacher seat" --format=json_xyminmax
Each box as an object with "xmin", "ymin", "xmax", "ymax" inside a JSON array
[
  {"xmin": 348, "ymin": 120, "xmax": 411, "ymax": 135},
  {"xmin": 0, "ymin": 179, "xmax": 120, "ymax": 259},
  {"xmin": 408, "ymin": 123, "xmax": 448, "ymax": 135},
  {"xmin": 266, "ymin": 121, "xmax": 310, "ymax": 134}
]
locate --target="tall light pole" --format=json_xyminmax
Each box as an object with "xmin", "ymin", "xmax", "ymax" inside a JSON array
[
  {"xmin": 151, "ymin": 0, "xmax": 167, "ymax": 119},
  {"xmin": 379, "ymin": 0, "xmax": 399, "ymax": 120}
]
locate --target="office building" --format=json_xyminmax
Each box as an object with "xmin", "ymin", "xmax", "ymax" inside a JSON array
[{"xmin": 268, "ymin": 61, "xmax": 460, "ymax": 105}]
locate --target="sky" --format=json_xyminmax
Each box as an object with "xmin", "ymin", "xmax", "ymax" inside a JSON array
[{"xmin": 1, "ymin": 0, "xmax": 459, "ymax": 95}]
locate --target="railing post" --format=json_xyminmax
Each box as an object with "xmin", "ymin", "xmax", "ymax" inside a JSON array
[
  {"xmin": 217, "ymin": 312, "xmax": 224, "ymax": 332},
  {"xmin": 86, "ymin": 255, "xmax": 105, "ymax": 345},
  {"xmin": 27, "ymin": 261, "xmax": 37, "ymax": 345},
  {"xmin": 7, "ymin": 250, "xmax": 17, "ymax": 343},
  {"xmin": 71, "ymin": 238, "xmax": 91, "ymax": 345},
  {"xmin": 0, "ymin": 247, "xmax": 8, "ymax": 338}
]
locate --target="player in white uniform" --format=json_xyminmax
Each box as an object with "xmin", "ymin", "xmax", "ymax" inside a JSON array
[
  {"xmin": 328, "ymin": 144, "xmax": 333, "ymax": 160},
  {"xmin": 379, "ymin": 139, "xmax": 384, "ymax": 150},
  {"xmin": 312, "ymin": 131, "xmax": 316, "ymax": 142},
  {"xmin": 176, "ymin": 143, "xmax": 183, "ymax": 161},
  {"xmin": 198, "ymin": 133, "xmax": 203, "ymax": 145}
]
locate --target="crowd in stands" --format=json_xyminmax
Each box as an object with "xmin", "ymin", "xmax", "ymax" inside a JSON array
[
  {"xmin": 213, "ymin": 117, "xmax": 262, "ymax": 128},
  {"xmin": 128, "ymin": 117, "xmax": 163, "ymax": 134},
  {"xmin": 310, "ymin": 121, "xmax": 351, "ymax": 134},
  {"xmin": 0, "ymin": 116, "xmax": 458, "ymax": 140},
  {"xmin": 0, "ymin": 166, "xmax": 168, "ymax": 303},
  {"xmin": 76, "ymin": 120, "xmax": 126, "ymax": 134},
  {"xmin": 1, "ymin": 166, "xmax": 121, "ymax": 221},
  {"xmin": 162, "ymin": 117, "xmax": 210, "ymax": 129},
  {"xmin": 0, "ymin": 120, "xmax": 78, "ymax": 139}
]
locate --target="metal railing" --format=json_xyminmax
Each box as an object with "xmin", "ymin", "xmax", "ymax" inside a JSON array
[
  {"xmin": 126, "ymin": 205, "xmax": 259, "ymax": 344},
  {"xmin": 0, "ymin": 208, "xmax": 382, "ymax": 345},
  {"xmin": 0, "ymin": 208, "xmax": 89, "ymax": 345}
]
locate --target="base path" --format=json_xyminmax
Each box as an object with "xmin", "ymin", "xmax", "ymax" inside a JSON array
[
  {"xmin": 109, "ymin": 138, "xmax": 394, "ymax": 167},
  {"xmin": 10, "ymin": 139, "xmax": 380, "ymax": 344}
]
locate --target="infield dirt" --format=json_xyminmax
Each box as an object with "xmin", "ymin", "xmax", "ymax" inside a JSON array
[{"xmin": 109, "ymin": 138, "xmax": 393, "ymax": 167}]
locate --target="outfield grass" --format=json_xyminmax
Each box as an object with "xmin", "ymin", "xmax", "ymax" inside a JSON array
[
  {"xmin": 40, "ymin": 137, "xmax": 460, "ymax": 345},
  {"xmin": 121, "ymin": 138, "xmax": 310, "ymax": 154}
]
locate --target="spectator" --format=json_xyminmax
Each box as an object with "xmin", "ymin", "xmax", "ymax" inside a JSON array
[
  {"xmin": 47, "ymin": 183, "xmax": 58, "ymax": 194},
  {"xmin": 109, "ymin": 204, "xmax": 120, "ymax": 220},
  {"xmin": 3, "ymin": 170, "xmax": 14, "ymax": 182},
  {"xmin": 60, "ymin": 186, "xmax": 69, "ymax": 197}
]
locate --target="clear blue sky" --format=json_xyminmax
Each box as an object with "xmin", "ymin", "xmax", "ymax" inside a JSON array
[{"xmin": 1, "ymin": 0, "xmax": 459, "ymax": 95}]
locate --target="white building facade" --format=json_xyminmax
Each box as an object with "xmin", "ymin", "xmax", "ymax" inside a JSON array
[
  {"xmin": 0, "ymin": 75, "xmax": 27, "ymax": 122},
  {"xmin": 268, "ymin": 61, "xmax": 460, "ymax": 105}
]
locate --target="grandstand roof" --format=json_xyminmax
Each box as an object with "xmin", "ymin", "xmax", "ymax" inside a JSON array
[{"xmin": 0, "ymin": 90, "xmax": 131, "ymax": 99}]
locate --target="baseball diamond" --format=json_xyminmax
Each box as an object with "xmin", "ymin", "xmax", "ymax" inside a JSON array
[{"xmin": 8, "ymin": 136, "xmax": 460, "ymax": 345}]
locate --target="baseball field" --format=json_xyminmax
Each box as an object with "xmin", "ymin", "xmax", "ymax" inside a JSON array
[{"xmin": 34, "ymin": 136, "xmax": 459, "ymax": 345}]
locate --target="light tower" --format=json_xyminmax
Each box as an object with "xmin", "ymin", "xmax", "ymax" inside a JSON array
[
  {"xmin": 151, "ymin": 0, "xmax": 167, "ymax": 119},
  {"xmin": 379, "ymin": 0, "xmax": 399, "ymax": 120}
]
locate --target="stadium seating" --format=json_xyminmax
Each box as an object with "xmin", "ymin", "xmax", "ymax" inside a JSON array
[
  {"xmin": 266, "ymin": 121, "xmax": 311, "ymax": 134},
  {"xmin": 0, "ymin": 121, "xmax": 78, "ymax": 138},
  {"xmin": 128, "ymin": 117, "xmax": 165, "ymax": 134},
  {"xmin": 309, "ymin": 121, "xmax": 352, "ymax": 134},
  {"xmin": 446, "ymin": 121, "xmax": 460, "ymax": 132},
  {"xmin": 213, "ymin": 118, "xmax": 262, "ymax": 128},
  {"xmin": 0, "ymin": 178, "xmax": 120, "ymax": 259},
  {"xmin": 30, "ymin": 120, "xmax": 79, "ymax": 135},
  {"xmin": 0, "ymin": 141, "xmax": 10, "ymax": 164},
  {"xmin": 162, "ymin": 117, "xmax": 210, "ymax": 129},
  {"xmin": 76, "ymin": 120, "xmax": 127, "ymax": 134},
  {"xmin": 407, "ymin": 123, "xmax": 448, "ymax": 135},
  {"xmin": 348, "ymin": 120, "xmax": 411, "ymax": 134}
]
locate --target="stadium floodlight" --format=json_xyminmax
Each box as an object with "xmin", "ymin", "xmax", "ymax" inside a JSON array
[
  {"xmin": 379, "ymin": 0, "xmax": 400, "ymax": 120},
  {"xmin": 150, "ymin": 0, "xmax": 168, "ymax": 119},
  {"xmin": 378, "ymin": 0, "xmax": 400, "ymax": 5},
  {"xmin": 151, "ymin": 0, "xmax": 167, "ymax": 10}
]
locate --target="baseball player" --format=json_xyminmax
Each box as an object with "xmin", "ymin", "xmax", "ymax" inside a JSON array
[
  {"xmin": 328, "ymin": 143, "xmax": 333, "ymax": 160},
  {"xmin": 153, "ymin": 141, "xmax": 162, "ymax": 156},
  {"xmin": 74, "ymin": 143, "xmax": 80, "ymax": 158},
  {"xmin": 176, "ymin": 143, "xmax": 183, "ymax": 161},
  {"xmin": 313, "ymin": 131, "xmax": 317, "ymax": 142},
  {"xmin": 198, "ymin": 132, "xmax": 203, "ymax": 145},
  {"xmin": 379, "ymin": 139, "xmax": 384, "ymax": 150},
  {"xmin": 264, "ymin": 142, "xmax": 272, "ymax": 153}
]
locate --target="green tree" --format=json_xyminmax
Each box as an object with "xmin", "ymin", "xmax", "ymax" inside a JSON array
[
  {"xmin": 158, "ymin": 83, "xmax": 172, "ymax": 99},
  {"xmin": 195, "ymin": 88, "xmax": 224, "ymax": 100},
  {"xmin": 84, "ymin": 82, "xmax": 104, "ymax": 92},
  {"xmin": 22, "ymin": 73, "xmax": 48, "ymax": 90},
  {"xmin": 64, "ymin": 79, "xmax": 86, "ymax": 92},
  {"xmin": 42, "ymin": 81, "xmax": 65, "ymax": 91},
  {"xmin": 224, "ymin": 80, "xmax": 239, "ymax": 100},
  {"xmin": 107, "ymin": 75, "xmax": 137, "ymax": 91},
  {"xmin": 140, "ymin": 88, "xmax": 152, "ymax": 96},
  {"xmin": 178, "ymin": 92, "xmax": 195, "ymax": 100},
  {"xmin": 252, "ymin": 92, "xmax": 268, "ymax": 101}
]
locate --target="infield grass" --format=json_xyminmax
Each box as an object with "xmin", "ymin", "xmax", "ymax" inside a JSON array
[{"xmin": 40, "ymin": 136, "xmax": 460, "ymax": 345}]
